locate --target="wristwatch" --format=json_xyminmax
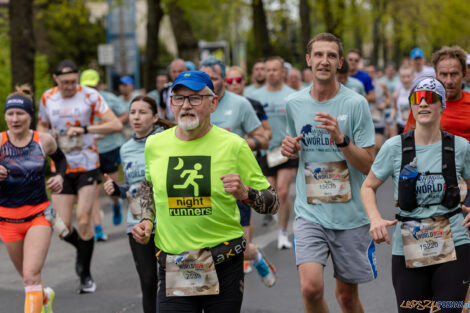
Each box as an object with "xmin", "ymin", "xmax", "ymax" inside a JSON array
[
  {"xmin": 82, "ymin": 126, "xmax": 88, "ymax": 134},
  {"xmin": 336, "ymin": 135, "xmax": 350, "ymax": 148},
  {"xmin": 243, "ymin": 187, "xmax": 257, "ymax": 203}
]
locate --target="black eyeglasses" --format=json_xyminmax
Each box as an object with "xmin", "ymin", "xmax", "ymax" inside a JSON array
[{"xmin": 170, "ymin": 95, "xmax": 213, "ymax": 106}]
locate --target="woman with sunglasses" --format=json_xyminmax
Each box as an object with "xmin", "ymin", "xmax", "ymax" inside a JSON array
[
  {"xmin": 361, "ymin": 76, "xmax": 470, "ymax": 312},
  {"xmin": 103, "ymin": 96, "xmax": 174, "ymax": 313},
  {"xmin": 0, "ymin": 85, "xmax": 66, "ymax": 313}
]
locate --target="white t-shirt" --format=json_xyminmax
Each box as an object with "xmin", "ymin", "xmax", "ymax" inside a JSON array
[{"xmin": 39, "ymin": 85, "xmax": 110, "ymax": 173}]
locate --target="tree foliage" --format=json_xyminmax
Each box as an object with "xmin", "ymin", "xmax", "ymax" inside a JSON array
[{"xmin": 35, "ymin": 0, "xmax": 106, "ymax": 72}]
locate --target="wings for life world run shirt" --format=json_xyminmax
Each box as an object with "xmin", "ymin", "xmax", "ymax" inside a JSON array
[
  {"xmin": 145, "ymin": 126, "xmax": 270, "ymax": 254},
  {"xmin": 286, "ymin": 86, "xmax": 375, "ymax": 229},
  {"xmin": 344, "ymin": 77, "xmax": 366, "ymax": 96},
  {"xmin": 244, "ymin": 84, "xmax": 263, "ymax": 99},
  {"xmin": 210, "ymin": 90, "xmax": 261, "ymax": 137},
  {"xmin": 39, "ymin": 85, "xmax": 110, "ymax": 173},
  {"xmin": 405, "ymin": 91, "xmax": 470, "ymax": 141},
  {"xmin": 96, "ymin": 90, "xmax": 126, "ymax": 154},
  {"xmin": 250, "ymin": 84, "xmax": 296, "ymax": 154},
  {"xmin": 120, "ymin": 125, "xmax": 165, "ymax": 233},
  {"xmin": 371, "ymin": 135, "xmax": 470, "ymax": 255}
]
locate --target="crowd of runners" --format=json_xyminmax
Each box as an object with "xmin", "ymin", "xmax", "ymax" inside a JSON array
[{"xmin": 1, "ymin": 31, "xmax": 470, "ymax": 313}]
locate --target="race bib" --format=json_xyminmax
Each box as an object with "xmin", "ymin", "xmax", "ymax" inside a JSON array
[
  {"xmin": 266, "ymin": 146, "xmax": 288, "ymax": 168},
  {"xmin": 459, "ymin": 177, "xmax": 467, "ymax": 203},
  {"xmin": 400, "ymin": 107, "xmax": 410, "ymax": 122},
  {"xmin": 371, "ymin": 107, "xmax": 382, "ymax": 123},
  {"xmin": 58, "ymin": 132, "xmax": 83, "ymax": 153},
  {"xmin": 126, "ymin": 181, "xmax": 144, "ymax": 219},
  {"xmin": 166, "ymin": 249, "xmax": 219, "ymax": 297},
  {"xmin": 401, "ymin": 216, "xmax": 456, "ymax": 268},
  {"xmin": 305, "ymin": 161, "xmax": 351, "ymax": 203},
  {"xmin": 122, "ymin": 125, "xmax": 134, "ymax": 139}
]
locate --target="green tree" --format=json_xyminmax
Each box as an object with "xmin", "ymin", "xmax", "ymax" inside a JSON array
[{"xmin": 35, "ymin": 0, "xmax": 106, "ymax": 72}]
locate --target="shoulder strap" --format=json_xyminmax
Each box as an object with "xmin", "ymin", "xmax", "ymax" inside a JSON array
[
  {"xmin": 400, "ymin": 130, "xmax": 415, "ymax": 171},
  {"xmin": 441, "ymin": 131, "xmax": 458, "ymax": 188}
]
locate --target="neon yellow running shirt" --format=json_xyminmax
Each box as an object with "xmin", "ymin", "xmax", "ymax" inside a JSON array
[{"xmin": 145, "ymin": 125, "xmax": 270, "ymax": 254}]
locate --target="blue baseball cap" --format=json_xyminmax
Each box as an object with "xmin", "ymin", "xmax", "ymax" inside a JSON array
[
  {"xmin": 170, "ymin": 71, "xmax": 214, "ymax": 93},
  {"xmin": 119, "ymin": 76, "xmax": 134, "ymax": 85},
  {"xmin": 410, "ymin": 48, "xmax": 425, "ymax": 59}
]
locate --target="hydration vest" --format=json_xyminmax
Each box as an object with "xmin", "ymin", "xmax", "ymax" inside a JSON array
[{"xmin": 398, "ymin": 130, "xmax": 460, "ymax": 212}]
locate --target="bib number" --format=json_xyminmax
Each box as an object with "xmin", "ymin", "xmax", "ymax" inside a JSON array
[
  {"xmin": 266, "ymin": 146, "xmax": 288, "ymax": 168},
  {"xmin": 58, "ymin": 130, "xmax": 83, "ymax": 153},
  {"xmin": 165, "ymin": 249, "xmax": 219, "ymax": 297},
  {"xmin": 305, "ymin": 161, "xmax": 351, "ymax": 204},
  {"xmin": 401, "ymin": 216, "xmax": 456, "ymax": 268},
  {"xmin": 126, "ymin": 182, "xmax": 144, "ymax": 219}
]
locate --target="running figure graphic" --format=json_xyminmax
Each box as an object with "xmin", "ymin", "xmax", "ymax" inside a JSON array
[{"xmin": 173, "ymin": 162, "xmax": 204, "ymax": 196}]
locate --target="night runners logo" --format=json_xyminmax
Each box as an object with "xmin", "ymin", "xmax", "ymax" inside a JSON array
[{"xmin": 167, "ymin": 156, "xmax": 212, "ymax": 216}]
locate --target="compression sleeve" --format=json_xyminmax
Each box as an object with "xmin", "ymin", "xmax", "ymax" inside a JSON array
[
  {"xmin": 243, "ymin": 186, "xmax": 279, "ymax": 215},
  {"xmin": 50, "ymin": 148, "xmax": 67, "ymax": 178}
]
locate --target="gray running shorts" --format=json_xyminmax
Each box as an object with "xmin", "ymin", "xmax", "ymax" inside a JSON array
[{"xmin": 294, "ymin": 216, "xmax": 377, "ymax": 284}]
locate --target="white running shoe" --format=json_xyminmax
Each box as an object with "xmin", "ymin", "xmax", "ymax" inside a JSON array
[
  {"xmin": 277, "ymin": 233, "xmax": 292, "ymax": 250},
  {"xmin": 41, "ymin": 287, "xmax": 55, "ymax": 313},
  {"xmin": 79, "ymin": 276, "xmax": 97, "ymax": 294}
]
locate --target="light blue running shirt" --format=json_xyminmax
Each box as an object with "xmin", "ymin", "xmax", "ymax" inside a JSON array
[
  {"xmin": 372, "ymin": 135, "xmax": 470, "ymax": 255},
  {"xmin": 286, "ymin": 86, "xmax": 375, "ymax": 230},
  {"xmin": 251, "ymin": 85, "xmax": 296, "ymax": 154},
  {"xmin": 96, "ymin": 91, "xmax": 126, "ymax": 153},
  {"xmin": 211, "ymin": 90, "xmax": 261, "ymax": 138},
  {"xmin": 120, "ymin": 125, "xmax": 165, "ymax": 233},
  {"xmin": 344, "ymin": 77, "xmax": 366, "ymax": 96},
  {"xmin": 244, "ymin": 84, "xmax": 263, "ymax": 99}
]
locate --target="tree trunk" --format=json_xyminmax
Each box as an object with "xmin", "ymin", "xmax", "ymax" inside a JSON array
[
  {"xmin": 252, "ymin": 0, "xmax": 272, "ymax": 58},
  {"xmin": 144, "ymin": 0, "xmax": 163, "ymax": 92},
  {"xmin": 168, "ymin": 0, "xmax": 199, "ymax": 64},
  {"xmin": 350, "ymin": 0, "xmax": 362, "ymax": 54},
  {"xmin": 335, "ymin": 0, "xmax": 346, "ymax": 39},
  {"xmin": 299, "ymin": 0, "xmax": 311, "ymax": 65},
  {"xmin": 392, "ymin": 15, "xmax": 401, "ymax": 69},
  {"xmin": 9, "ymin": 0, "xmax": 35, "ymax": 93},
  {"xmin": 319, "ymin": 0, "xmax": 335, "ymax": 34}
]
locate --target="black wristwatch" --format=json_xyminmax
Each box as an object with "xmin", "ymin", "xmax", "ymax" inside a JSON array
[
  {"xmin": 336, "ymin": 135, "xmax": 350, "ymax": 148},
  {"xmin": 244, "ymin": 187, "xmax": 257, "ymax": 203},
  {"xmin": 82, "ymin": 126, "xmax": 88, "ymax": 134}
]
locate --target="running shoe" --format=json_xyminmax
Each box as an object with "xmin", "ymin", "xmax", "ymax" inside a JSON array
[
  {"xmin": 79, "ymin": 276, "xmax": 97, "ymax": 294},
  {"xmin": 277, "ymin": 232, "xmax": 292, "ymax": 250},
  {"xmin": 94, "ymin": 225, "xmax": 108, "ymax": 242},
  {"xmin": 252, "ymin": 247, "xmax": 277, "ymax": 287},
  {"xmin": 112, "ymin": 200, "xmax": 122, "ymax": 225},
  {"xmin": 244, "ymin": 260, "xmax": 253, "ymax": 274},
  {"xmin": 41, "ymin": 287, "xmax": 55, "ymax": 313}
]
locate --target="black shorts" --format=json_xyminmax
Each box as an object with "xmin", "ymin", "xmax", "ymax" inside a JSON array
[
  {"xmin": 392, "ymin": 244, "xmax": 470, "ymax": 313},
  {"xmin": 237, "ymin": 200, "xmax": 251, "ymax": 227},
  {"xmin": 99, "ymin": 147, "xmax": 121, "ymax": 174},
  {"xmin": 259, "ymin": 154, "xmax": 298, "ymax": 177},
  {"xmin": 157, "ymin": 254, "xmax": 244, "ymax": 313},
  {"xmin": 375, "ymin": 127, "xmax": 385, "ymax": 135},
  {"xmin": 60, "ymin": 169, "xmax": 100, "ymax": 195}
]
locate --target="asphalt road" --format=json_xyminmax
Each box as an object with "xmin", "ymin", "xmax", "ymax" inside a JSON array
[{"xmin": 0, "ymin": 178, "xmax": 398, "ymax": 313}]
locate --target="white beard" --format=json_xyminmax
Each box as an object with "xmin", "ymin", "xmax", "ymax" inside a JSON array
[{"xmin": 178, "ymin": 111, "xmax": 200, "ymax": 130}]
